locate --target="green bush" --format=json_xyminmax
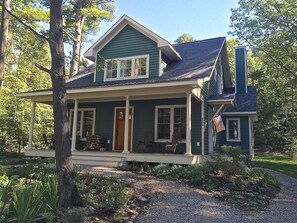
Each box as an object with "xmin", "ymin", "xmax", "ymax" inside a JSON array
[
  {"xmin": 77, "ymin": 173, "xmax": 132, "ymax": 212},
  {"xmin": 9, "ymin": 183, "xmax": 44, "ymax": 223},
  {"xmin": 0, "ymin": 166, "xmax": 8, "ymax": 176},
  {"xmin": 58, "ymin": 209, "xmax": 86, "ymax": 223},
  {"xmin": 206, "ymin": 179, "xmax": 219, "ymax": 192},
  {"xmin": 42, "ymin": 176, "xmax": 59, "ymax": 216},
  {"xmin": 221, "ymin": 145, "xmax": 242, "ymax": 160}
]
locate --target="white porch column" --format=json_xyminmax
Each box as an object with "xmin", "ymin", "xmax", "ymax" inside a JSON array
[
  {"xmin": 71, "ymin": 99, "xmax": 78, "ymax": 151},
  {"xmin": 28, "ymin": 101, "xmax": 36, "ymax": 150},
  {"xmin": 186, "ymin": 93, "xmax": 192, "ymax": 155},
  {"xmin": 123, "ymin": 96, "xmax": 130, "ymax": 153}
]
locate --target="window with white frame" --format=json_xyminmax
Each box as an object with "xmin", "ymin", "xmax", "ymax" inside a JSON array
[
  {"xmin": 70, "ymin": 108, "xmax": 96, "ymax": 140},
  {"xmin": 155, "ymin": 106, "xmax": 186, "ymax": 142},
  {"xmin": 226, "ymin": 118, "xmax": 241, "ymax": 142},
  {"xmin": 104, "ymin": 55, "xmax": 149, "ymax": 80}
]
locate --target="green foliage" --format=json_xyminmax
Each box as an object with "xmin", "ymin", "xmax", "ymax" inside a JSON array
[
  {"xmin": 58, "ymin": 209, "xmax": 86, "ymax": 223},
  {"xmin": 206, "ymin": 179, "xmax": 219, "ymax": 192},
  {"xmin": 41, "ymin": 176, "xmax": 59, "ymax": 215},
  {"xmin": 174, "ymin": 33, "xmax": 195, "ymax": 44},
  {"xmin": 229, "ymin": 0, "xmax": 297, "ymax": 151},
  {"xmin": 9, "ymin": 183, "xmax": 43, "ymax": 223},
  {"xmin": 249, "ymin": 169, "xmax": 279, "ymax": 186},
  {"xmin": 76, "ymin": 173, "xmax": 132, "ymax": 212},
  {"xmin": 220, "ymin": 145, "xmax": 242, "ymax": 159},
  {"xmin": 208, "ymin": 152, "xmax": 244, "ymax": 176},
  {"xmin": 151, "ymin": 164, "xmax": 203, "ymax": 186}
]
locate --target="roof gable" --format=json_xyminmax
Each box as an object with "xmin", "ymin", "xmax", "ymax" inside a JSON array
[{"xmin": 84, "ymin": 15, "xmax": 181, "ymax": 62}]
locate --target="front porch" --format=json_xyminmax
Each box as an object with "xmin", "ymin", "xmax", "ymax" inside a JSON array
[{"xmin": 25, "ymin": 149, "xmax": 204, "ymax": 167}]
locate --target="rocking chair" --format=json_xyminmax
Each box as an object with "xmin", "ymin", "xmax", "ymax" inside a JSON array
[
  {"xmin": 165, "ymin": 131, "xmax": 181, "ymax": 153},
  {"xmin": 137, "ymin": 133, "xmax": 154, "ymax": 153}
]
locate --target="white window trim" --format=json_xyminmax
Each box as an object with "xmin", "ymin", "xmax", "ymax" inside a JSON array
[
  {"xmin": 69, "ymin": 108, "xmax": 96, "ymax": 141},
  {"xmin": 226, "ymin": 118, "xmax": 241, "ymax": 142},
  {"xmin": 104, "ymin": 54, "xmax": 149, "ymax": 81},
  {"xmin": 154, "ymin": 105, "xmax": 186, "ymax": 143}
]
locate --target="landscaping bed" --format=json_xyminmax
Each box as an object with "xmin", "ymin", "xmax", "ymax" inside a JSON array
[
  {"xmin": 120, "ymin": 146, "xmax": 280, "ymax": 211},
  {"xmin": 0, "ymin": 157, "xmax": 144, "ymax": 223}
]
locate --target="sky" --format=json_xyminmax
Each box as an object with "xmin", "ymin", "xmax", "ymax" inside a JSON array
[{"xmin": 82, "ymin": 0, "xmax": 239, "ymax": 52}]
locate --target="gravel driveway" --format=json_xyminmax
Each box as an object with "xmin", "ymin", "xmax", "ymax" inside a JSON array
[{"xmin": 89, "ymin": 167, "xmax": 297, "ymax": 223}]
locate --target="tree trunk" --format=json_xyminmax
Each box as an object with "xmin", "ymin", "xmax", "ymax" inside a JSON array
[
  {"xmin": 0, "ymin": 0, "xmax": 10, "ymax": 89},
  {"xmin": 49, "ymin": 0, "xmax": 82, "ymax": 207},
  {"xmin": 69, "ymin": 0, "xmax": 85, "ymax": 78}
]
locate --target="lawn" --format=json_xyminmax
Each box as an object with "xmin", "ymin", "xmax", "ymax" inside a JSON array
[{"xmin": 253, "ymin": 153, "xmax": 297, "ymax": 179}]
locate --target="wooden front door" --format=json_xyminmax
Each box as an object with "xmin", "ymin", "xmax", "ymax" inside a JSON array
[{"xmin": 115, "ymin": 108, "xmax": 132, "ymax": 151}]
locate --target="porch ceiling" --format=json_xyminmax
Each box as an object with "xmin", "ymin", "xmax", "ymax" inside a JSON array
[{"xmin": 19, "ymin": 82, "xmax": 201, "ymax": 103}]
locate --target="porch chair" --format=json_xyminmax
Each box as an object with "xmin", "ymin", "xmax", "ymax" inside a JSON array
[
  {"xmin": 165, "ymin": 131, "xmax": 181, "ymax": 153},
  {"xmin": 137, "ymin": 133, "xmax": 154, "ymax": 153},
  {"xmin": 42, "ymin": 133, "xmax": 55, "ymax": 150}
]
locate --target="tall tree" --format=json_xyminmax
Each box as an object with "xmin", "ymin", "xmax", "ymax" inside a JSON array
[
  {"xmin": 0, "ymin": 0, "xmax": 81, "ymax": 206},
  {"xmin": 0, "ymin": 0, "xmax": 10, "ymax": 88},
  {"xmin": 49, "ymin": 0, "xmax": 82, "ymax": 206},
  {"xmin": 229, "ymin": 0, "xmax": 297, "ymax": 150},
  {"xmin": 63, "ymin": 0, "xmax": 114, "ymax": 77},
  {"xmin": 174, "ymin": 33, "xmax": 195, "ymax": 44},
  {"xmin": 229, "ymin": 0, "xmax": 297, "ymax": 78}
]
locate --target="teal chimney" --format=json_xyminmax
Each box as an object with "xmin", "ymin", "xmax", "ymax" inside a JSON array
[{"xmin": 234, "ymin": 46, "xmax": 247, "ymax": 93}]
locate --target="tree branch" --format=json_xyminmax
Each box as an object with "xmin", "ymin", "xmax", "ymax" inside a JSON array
[
  {"xmin": 0, "ymin": 2, "xmax": 49, "ymax": 42},
  {"xmin": 63, "ymin": 30, "xmax": 76, "ymax": 42},
  {"xmin": 35, "ymin": 63, "xmax": 51, "ymax": 74}
]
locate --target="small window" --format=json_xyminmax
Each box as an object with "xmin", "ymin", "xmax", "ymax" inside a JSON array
[
  {"xmin": 104, "ymin": 55, "xmax": 149, "ymax": 80},
  {"xmin": 155, "ymin": 106, "xmax": 186, "ymax": 142},
  {"xmin": 70, "ymin": 109, "xmax": 95, "ymax": 140},
  {"xmin": 226, "ymin": 118, "xmax": 241, "ymax": 142}
]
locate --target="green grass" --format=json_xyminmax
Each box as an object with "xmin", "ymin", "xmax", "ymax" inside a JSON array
[{"xmin": 253, "ymin": 153, "xmax": 297, "ymax": 179}]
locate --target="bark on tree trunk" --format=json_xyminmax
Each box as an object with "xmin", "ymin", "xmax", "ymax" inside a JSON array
[
  {"xmin": 0, "ymin": 0, "xmax": 10, "ymax": 88},
  {"xmin": 69, "ymin": 0, "xmax": 85, "ymax": 78},
  {"xmin": 49, "ymin": 0, "xmax": 82, "ymax": 207}
]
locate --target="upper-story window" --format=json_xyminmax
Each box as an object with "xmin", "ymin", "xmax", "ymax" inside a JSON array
[{"xmin": 104, "ymin": 55, "xmax": 149, "ymax": 81}]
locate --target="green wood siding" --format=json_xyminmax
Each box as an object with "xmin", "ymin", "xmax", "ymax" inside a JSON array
[
  {"xmin": 96, "ymin": 24, "xmax": 160, "ymax": 82},
  {"xmin": 219, "ymin": 116, "xmax": 250, "ymax": 154},
  {"xmin": 68, "ymin": 98, "xmax": 202, "ymax": 154}
]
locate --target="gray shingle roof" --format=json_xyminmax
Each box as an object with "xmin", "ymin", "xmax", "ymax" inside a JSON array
[
  {"xmin": 224, "ymin": 87, "xmax": 257, "ymax": 113},
  {"xmin": 66, "ymin": 37, "xmax": 226, "ymax": 89}
]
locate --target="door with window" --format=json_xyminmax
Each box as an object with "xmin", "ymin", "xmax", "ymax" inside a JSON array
[{"xmin": 115, "ymin": 108, "xmax": 132, "ymax": 151}]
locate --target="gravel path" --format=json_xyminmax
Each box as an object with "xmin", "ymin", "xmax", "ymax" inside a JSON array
[{"xmin": 88, "ymin": 167, "xmax": 297, "ymax": 223}]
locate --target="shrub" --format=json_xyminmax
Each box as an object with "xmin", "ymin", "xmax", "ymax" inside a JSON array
[
  {"xmin": 0, "ymin": 166, "xmax": 8, "ymax": 176},
  {"xmin": 206, "ymin": 179, "xmax": 219, "ymax": 192},
  {"xmin": 9, "ymin": 183, "xmax": 44, "ymax": 223},
  {"xmin": 58, "ymin": 209, "xmax": 86, "ymax": 223},
  {"xmin": 221, "ymin": 145, "xmax": 242, "ymax": 160},
  {"xmin": 77, "ymin": 173, "xmax": 132, "ymax": 212},
  {"xmin": 42, "ymin": 176, "xmax": 59, "ymax": 216}
]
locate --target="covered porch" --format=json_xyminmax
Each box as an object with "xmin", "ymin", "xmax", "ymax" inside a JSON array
[{"xmin": 19, "ymin": 80, "xmax": 206, "ymax": 166}]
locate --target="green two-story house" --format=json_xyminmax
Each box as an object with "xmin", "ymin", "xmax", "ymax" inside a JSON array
[{"xmin": 19, "ymin": 15, "xmax": 257, "ymax": 166}]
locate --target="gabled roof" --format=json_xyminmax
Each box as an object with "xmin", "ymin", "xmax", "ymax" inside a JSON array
[
  {"xmin": 84, "ymin": 15, "xmax": 182, "ymax": 62},
  {"xmin": 66, "ymin": 37, "xmax": 226, "ymax": 90},
  {"xmin": 223, "ymin": 87, "xmax": 257, "ymax": 114}
]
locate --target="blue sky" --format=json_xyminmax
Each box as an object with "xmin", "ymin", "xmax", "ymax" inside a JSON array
[{"xmin": 83, "ymin": 0, "xmax": 239, "ymax": 51}]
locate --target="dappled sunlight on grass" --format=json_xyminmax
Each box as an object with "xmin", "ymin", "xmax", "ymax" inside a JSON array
[{"xmin": 253, "ymin": 153, "xmax": 297, "ymax": 179}]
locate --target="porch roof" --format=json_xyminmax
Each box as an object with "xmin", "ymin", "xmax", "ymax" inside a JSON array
[{"xmin": 208, "ymin": 93, "xmax": 236, "ymax": 106}]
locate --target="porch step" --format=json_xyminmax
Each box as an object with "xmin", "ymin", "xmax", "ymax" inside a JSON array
[{"xmin": 72, "ymin": 154, "xmax": 126, "ymax": 167}]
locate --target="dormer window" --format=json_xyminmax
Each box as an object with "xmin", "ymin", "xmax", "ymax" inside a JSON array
[{"xmin": 104, "ymin": 55, "xmax": 149, "ymax": 81}]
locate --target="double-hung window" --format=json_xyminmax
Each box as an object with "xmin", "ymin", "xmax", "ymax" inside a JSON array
[
  {"xmin": 226, "ymin": 118, "xmax": 241, "ymax": 142},
  {"xmin": 155, "ymin": 105, "xmax": 186, "ymax": 142},
  {"xmin": 104, "ymin": 55, "xmax": 149, "ymax": 80},
  {"xmin": 69, "ymin": 108, "xmax": 96, "ymax": 140}
]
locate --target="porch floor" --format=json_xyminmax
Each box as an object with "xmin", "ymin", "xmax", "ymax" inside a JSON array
[{"xmin": 25, "ymin": 149, "xmax": 204, "ymax": 167}]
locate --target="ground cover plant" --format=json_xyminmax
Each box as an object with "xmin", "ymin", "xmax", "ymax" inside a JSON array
[
  {"xmin": 121, "ymin": 146, "xmax": 280, "ymax": 210},
  {"xmin": 253, "ymin": 152, "xmax": 297, "ymax": 179},
  {"xmin": 0, "ymin": 158, "xmax": 138, "ymax": 223}
]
